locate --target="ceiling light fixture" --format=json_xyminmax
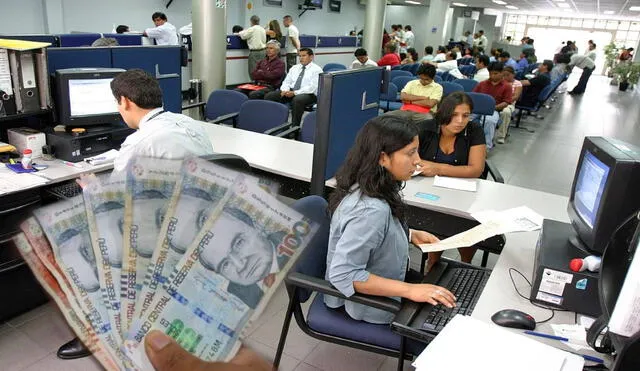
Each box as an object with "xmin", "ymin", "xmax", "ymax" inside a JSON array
[
  {"xmin": 452, "ymin": 2, "xmax": 468, "ymax": 6},
  {"xmin": 492, "ymin": 0, "xmax": 507, "ymax": 4},
  {"xmin": 505, "ymin": 5, "xmax": 518, "ymax": 10},
  {"xmin": 604, "ymin": 10, "xmax": 615, "ymax": 15},
  {"xmin": 557, "ymin": 3, "xmax": 570, "ymax": 8},
  {"xmin": 404, "ymin": 0, "xmax": 421, "ymax": 4},
  {"xmin": 630, "ymin": 6, "xmax": 640, "ymax": 11}
]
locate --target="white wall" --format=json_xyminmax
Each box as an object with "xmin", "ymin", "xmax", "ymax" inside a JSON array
[
  {"xmin": 385, "ymin": 5, "xmax": 429, "ymax": 55},
  {"xmin": 0, "ymin": 0, "xmax": 45, "ymax": 34}
]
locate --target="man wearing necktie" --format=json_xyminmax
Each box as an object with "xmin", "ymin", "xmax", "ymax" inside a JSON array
[{"xmin": 264, "ymin": 48, "xmax": 323, "ymax": 126}]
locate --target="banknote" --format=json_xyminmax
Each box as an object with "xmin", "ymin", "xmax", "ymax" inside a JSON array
[
  {"xmin": 33, "ymin": 196, "xmax": 130, "ymax": 369},
  {"xmin": 13, "ymin": 232, "xmax": 119, "ymax": 371},
  {"xmin": 124, "ymin": 175, "xmax": 317, "ymax": 366},
  {"xmin": 121, "ymin": 157, "xmax": 182, "ymax": 333},
  {"xmin": 83, "ymin": 172, "xmax": 126, "ymax": 339}
]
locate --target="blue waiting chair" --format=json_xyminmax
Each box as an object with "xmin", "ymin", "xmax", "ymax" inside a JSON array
[
  {"xmin": 409, "ymin": 63, "xmax": 420, "ymax": 75},
  {"xmin": 323, "ymin": 63, "xmax": 347, "ymax": 72},
  {"xmin": 459, "ymin": 65, "xmax": 476, "ymax": 78},
  {"xmin": 210, "ymin": 100, "xmax": 291, "ymax": 136},
  {"xmin": 441, "ymin": 82, "xmax": 464, "ymax": 97},
  {"xmin": 392, "ymin": 76, "xmax": 415, "ymax": 91},
  {"xmin": 434, "ymin": 75, "xmax": 443, "ymax": 83},
  {"xmin": 379, "ymin": 83, "xmax": 402, "ymax": 112},
  {"xmin": 390, "ymin": 70, "xmax": 412, "ymax": 81},
  {"xmin": 513, "ymin": 82, "xmax": 556, "ymax": 132},
  {"xmin": 277, "ymin": 111, "xmax": 318, "ymax": 143},
  {"xmin": 204, "ymin": 89, "xmax": 248, "ymax": 125},
  {"xmin": 273, "ymin": 196, "xmax": 423, "ymax": 370},
  {"xmin": 400, "ymin": 64, "xmax": 413, "ymax": 71},
  {"xmin": 466, "ymin": 92, "xmax": 496, "ymax": 128},
  {"xmin": 453, "ymin": 78, "xmax": 478, "ymax": 92}
]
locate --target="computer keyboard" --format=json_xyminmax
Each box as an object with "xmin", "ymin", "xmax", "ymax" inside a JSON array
[
  {"xmin": 421, "ymin": 268, "xmax": 489, "ymax": 332},
  {"xmin": 46, "ymin": 180, "xmax": 83, "ymax": 199}
]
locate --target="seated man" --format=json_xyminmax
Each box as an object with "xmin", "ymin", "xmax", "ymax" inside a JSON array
[
  {"xmin": 472, "ymin": 62, "xmax": 513, "ymax": 147},
  {"xmin": 429, "ymin": 51, "xmax": 464, "ymax": 80},
  {"xmin": 264, "ymin": 47, "xmax": 323, "ymax": 126},
  {"xmin": 236, "ymin": 40, "xmax": 285, "ymax": 99},
  {"xmin": 433, "ymin": 46, "xmax": 447, "ymax": 62},
  {"xmin": 400, "ymin": 64, "xmax": 443, "ymax": 114},
  {"xmin": 516, "ymin": 52, "xmax": 529, "ymax": 71},
  {"xmin": 499, "ymin": 51, "xmax": 518, "ymax": 71},
  {"xmin": 473, "ymin": 54, "xmax": 490, "ymax": 82},
  {"xmin": 501, "ymin": 66, "xmax": 522, "ymax": 144},
  {"xmin": 377, "ymin": 43, "xmax": 401, "ymax": 67},
  {"xmin": 518, "ymin": 59, "xmax": 552, "ymax": 108},
  {"xmin": 350, "ymin": 48, "xmax": 378, "ymax": 69}
]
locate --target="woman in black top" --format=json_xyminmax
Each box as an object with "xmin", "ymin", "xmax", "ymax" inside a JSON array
[{"xmin": 417, "ymin": 92, "xmax": 486, "ymax": 270}]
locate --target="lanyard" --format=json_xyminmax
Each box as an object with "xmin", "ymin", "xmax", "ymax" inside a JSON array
[{"xmin": 144, "ymin": 109, "xmax": 165, "ymax": 124}]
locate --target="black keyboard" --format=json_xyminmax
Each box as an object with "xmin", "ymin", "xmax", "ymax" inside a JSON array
[
  {"xmin": 46, "ymin": 181, "xmax": 83, "ymax": 199},
  {"xmin": 421, "ymin": 268, "xmax": 489, "ymax": 332}
]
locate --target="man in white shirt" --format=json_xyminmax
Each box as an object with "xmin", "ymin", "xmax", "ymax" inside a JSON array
[
  {"xmin": 584, "ymin": 41, "xmax": 596, "ymax": 62},
  {"xmin": 238, "ymin": 15, "xmax": 267, "ymax": 79},
  {"xmin": 404, "ymin": 25, "xmax": 415, "ymax": 49},
  {"xmin": 473, "ymin": 55, "xmax": 490, "ymax": 82},
  {"xmin": 429, "ymin": 52, "xmax": 464, "ymax": 80},
  {"xmin": 264, "ymin": 48, "xmax": 322, "ymax": 126},
  {"xmin": 478, "ymin": 30, "xmax": 488, "ymax": 49},
  {"xmin": 432, "ymin": 46, "xmax": 447, "ymax": 62},
  {"xmin": 350, "ymin": 48, "xmax": 378, "ymax": 69},
  {"xmin": 568, "ymin": 48, "xmax": 596, "ymax": 95},
  {"xmin": 143, "ymin": 12, "xmax": 179, "ymax": 45},
  {"xmin": 111, "ymin": 69, "xmax": 213, "ymax": 172},
  {"xmin": 283, "ymin": 15, "xmax": 301, "ymax": 72}
]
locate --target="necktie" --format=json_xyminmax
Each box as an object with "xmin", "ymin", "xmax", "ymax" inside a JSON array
[{"xmin": 292, "ymin": 65, "xmax": 306, "ymax": 91}]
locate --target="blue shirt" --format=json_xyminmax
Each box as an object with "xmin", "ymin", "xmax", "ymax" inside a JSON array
[
  {"xmin": 505, "ymin": 58, "xmax": 518, "ymax": 71},
  {"xmin": 324, "ymin": 188, "xmax": 409, "ymax": 324},
  {"xmin": 517, "ymin": 58, "xmax": 529, "ymax": 71}
]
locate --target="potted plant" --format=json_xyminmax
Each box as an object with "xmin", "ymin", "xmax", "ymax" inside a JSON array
[
  {"xmin": 603, "ymin": 42, "xmax": 618, "ymax": 78},
  {"xmin": 613, "ymin": 62, "xmax": 640, "ymax": 91}
]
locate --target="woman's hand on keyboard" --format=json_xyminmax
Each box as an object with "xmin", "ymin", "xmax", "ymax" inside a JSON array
[{"xmin": 406, "ymin": 284, "xmax": 457, "ymax": 308}]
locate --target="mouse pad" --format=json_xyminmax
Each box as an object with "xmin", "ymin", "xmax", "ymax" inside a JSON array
[{"xmin": 5, "ymin": 163, "xmax": 38, "ymax": 173}]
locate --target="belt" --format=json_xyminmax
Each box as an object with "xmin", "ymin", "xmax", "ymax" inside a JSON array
[{"xmin": 250, "ymin": 48, "xmax": 266, "ymax": 51}]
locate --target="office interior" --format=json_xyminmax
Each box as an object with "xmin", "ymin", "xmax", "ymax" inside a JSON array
[{"xmin": 1, "ymin": 0, "xmax": 640, "ymax": 370}]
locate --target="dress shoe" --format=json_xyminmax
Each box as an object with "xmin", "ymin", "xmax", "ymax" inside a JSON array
[{"xmin": 57, "ymin": 337, "xmax": 91, "ymax": 360}]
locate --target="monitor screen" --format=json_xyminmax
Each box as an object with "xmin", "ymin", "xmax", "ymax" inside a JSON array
[
  {"xmin": 68, "ymin": 78, "xmax": 118, "ymax": 117},
  {"xmin": 573, "ymin": 150, "xmax": 610, "ymax": 229}
]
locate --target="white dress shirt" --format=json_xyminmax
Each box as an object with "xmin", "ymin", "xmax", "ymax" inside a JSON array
[
  {"xmin": 114, "ymin": 108, "xmax": 213, "ymax": 172},
  {"xmin": 473, "ymin": 68, "xmax": 489, "ymax": 82},
  {"xmin": 350, "ymin": 58, "xmax": 378, "ymax": 69},
  {"xmin": 285, "ymin": 24, "xmax": 300, "ymax": 54},
  {"xmin": 239, "ymin": 25, "xmax": 267, "ymax": 50},
  {"xmin": 433, "ymin": 53, "xmax": 446, "ymax": 62},
  {"xmin": 436, "ymin": 60, "xmax": 465, "ymax": 79},
  {"xmin": 404, "ymin": 31, "xmax": 415, "ymax": 48},
  {"xmin": 145, "ymin": 22, "xmax": 179, "ymax": 45},
  {"xmin": 280, "ymin": 62, "xmax": 323, "ymax": 95}
]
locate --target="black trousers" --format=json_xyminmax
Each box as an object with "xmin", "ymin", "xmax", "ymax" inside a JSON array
[
  {"xmin": 572, "ymin": 67, "xmax": 594, "ymax": 94},
  {"xmin": 264, "ymin": 90, "xmax": 316, "ymax": 126},
  {"xmin": 234, "ymin": 86, "xmax": 274, "ymax": 99}
]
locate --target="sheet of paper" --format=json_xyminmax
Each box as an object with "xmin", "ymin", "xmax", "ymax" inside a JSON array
[
  {"xmin": 550, "ymin": 324, "xmax": 590, "ymax": 351},
  {"xmin": 0, "ymin": 49, "xmax": 12, "ymax": 95},
  {"xmin": 412, "ymin": 315, "xmax": 583, "ymax": 371},
  {"xmin": 418, "ymin": 220, "xmax": 506, "ymax": 252},
  {"xmin": 0, "ymin": 172, "xmax": 48, "ymax": 195},
  {"xmin": 433, "ymin": 175, "xmax": 477, "ymax": 192},
  {"xmin": 471, "ymin": 206, "xmax": 544, "ymax": 233},
  {"xmin": 84, "ymin": 149, "xmax": 119, "ymax": 166},
  {"xmin": 608, "ymin": 236, "xmax": 640, "ymax": 337}
]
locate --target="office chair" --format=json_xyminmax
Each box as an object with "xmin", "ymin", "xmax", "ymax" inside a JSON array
[
  {"xmin": 434, "ymin": 75, "xmax": 443, "ymax": 83},
  {"xmin": 466, "ymin": 92, "xmax": 496, "ymax": 128},
  {"xmin": 273, "ymin": 196, "xmax": 423, "ymax": 371},
  {"xmin": 440, "ymin": 82, "xmax": 464, "ymax": 97},
  {"xmin": 390, "ymin": 70, "xmax": 412, "ymax": 81},
  {"xmin": 204, "ymin": 89, "xmax": 248, "ymax": 126},
  {"xmin": 391, "ymin": 76, "xmax": 415, "ymax": 91},
  {"xmin": 276, "ymin": 111, "xmax": 317, "ymax": 143},
  {"xmin": 324, "ymin": 67, "xmax": 345, "ymax": 73},
  {"xmin": 453, "ymin": 78, "xmax": 478, "ymax": 92},
  {"xmin": 400, "ymin": 64, "xmax": 413, "ymax": 71},
  {"xmin": 409, "ymin": 63, "xmax": 420, "ymax": 75},
  {"xmin": 379, "ymin": 83, "xmax": 402, "ymax": 112},
  {"xmin": 513, "ymin": 83, "xmax": 555, "ymax": 132},
  {"xmin": 210, "ymin": 100, "xmax": 292, "ymax": 136},
  {"xmin": 458, "ymin": 65, "xmax": 476, "ymax": 78},
  {"xmin": 323, "ymin": 63, "xmax": 347, "ymax": 72}
]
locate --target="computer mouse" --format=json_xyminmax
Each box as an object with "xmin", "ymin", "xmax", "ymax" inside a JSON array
[{"xmin": 491, "ymin": 309, "xmax": 536, "ymax": 330}]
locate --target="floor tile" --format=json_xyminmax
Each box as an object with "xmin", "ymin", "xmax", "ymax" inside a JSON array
[
  {"xmin": 20, "ymin": 352, "xmax": 102, "ymax": 371},
  {"xmin": 303, "ymin": 342, "xmax": 387, "ymax": 371},
  {"xmin": 242, "ymin": 337, "xmax": 301, "ymax": 371},
  {"xmin": 6, "ymin": 302, "xmax": 53, "ymax": 328},
  {"xmin": 293, "ymin": 362, "xmax": 324, "ymax": 371},
  {"xmin": 0, "ymin": 328, "xmax": 50, "ymax": 370},
  {"xmin": 377, "ymin": 356, "xmax": 414, "ymax": 371},
  {"xmin": 18, "ymin": 309, "xmax": 76, "ymax": 354}
]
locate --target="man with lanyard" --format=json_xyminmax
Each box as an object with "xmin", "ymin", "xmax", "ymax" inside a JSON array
[
  {"xmin": 143, "ymin": 12, "xmax": 179, "ymax": 45},
  {"xmin": 282, "ymin": 15, "xmax": 301, "ymax": 72},
  {"xmin": 238, "ymin": 15, "xmax": 267, "ymax": 79}
]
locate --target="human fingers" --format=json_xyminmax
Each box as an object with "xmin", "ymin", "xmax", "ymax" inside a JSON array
[
  {"xmin": 145, "ymin": 331, "xmax": 209, "ymax": 371},
  {"xmin": 431, "ymin": 286, "xmax": 456, "ymax": 307}
]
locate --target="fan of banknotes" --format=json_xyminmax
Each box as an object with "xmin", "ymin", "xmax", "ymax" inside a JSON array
[{"xmin": 13, "ymin": 156, "xmax": 318, "ymax": 370}]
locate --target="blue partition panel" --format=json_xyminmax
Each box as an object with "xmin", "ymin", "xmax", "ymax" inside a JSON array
[
  {"xmin": 58, "ymin": 33, "xmax": 102, "ymax": 47},
  {"xmin": 111, "ymin": 46, "xmax": 182, "ymax": 113},
  {"xmin": 299, "ymin": 36, "xmax": 317, "ymax": 48},
  {"xmin": 103, "ymin": 34, "xmax": 142, "ymax": 46},
  {"xmin": 317, "ymin": 36, "xmax": 357, "ymax": 47},
  {"xmin": 311, "ymin": 68, "xmax": 383, "ymax": 195},
  {"xmin": 47, "ymin": 47, "xmax": 112, "ymax": 73},
  {"xmin": 227, "ymin": 35, "xmax": 248, "ymax": 49},
  {"xmin": 0, "ymin": 34, "xmax": 60, "ymax": 46}
]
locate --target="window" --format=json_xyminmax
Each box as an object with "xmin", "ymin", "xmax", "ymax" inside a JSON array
[
  {"xmin": 619, "ymin": 21, "xmax": 630, "ymax": 30},
  {"xmin": 595, "ymin": 19, "xmax": 607, "ymax": 29},
  {"xmin": 571, "ymin": 19, "xmax": 583, "ymax": 28},
  {"xmin": 582, "ymin": 19, "xmax": 594, "ymax": 29},
  {"xmin": 560, "ymin": 18, "xmax": 571, "ymax": 27},
  {"xmin": 629, "ymin": 22, "xmax": 640, "ymax": 31},
  {"xmin": 548, "ymin": 18, "xmax": 560, "ymax": 26},
  {"xmin": 537, "ymin": 17, "xmax": 549, "ymax": 26},
  {"xmin": 606, "ymin": 20, "xmax": 618, "ymax": 30},
  {"xmin": 527, "ymin": 15, "xmax": 538, "ymax": 24}
]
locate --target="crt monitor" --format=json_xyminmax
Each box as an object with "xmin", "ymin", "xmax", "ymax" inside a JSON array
[
  {"xmin": 54, "ymin": 68, "xmax": 125, "ymax": 127},
  {"xmin": 567, "ymin": 137, "xmax": 640, "ymax": 255}
]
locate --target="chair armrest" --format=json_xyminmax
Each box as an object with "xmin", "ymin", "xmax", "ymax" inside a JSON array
[
  {"xmin": 264, "ymin": 122, "xmax": 293, "ymax": 136},
  {"xmin": 485, "ymin": 160, "xmax": 504, "ymax": 183},
  {"xmin": 274, "ymin": 125, "xmax": 300, "ymax": 138},
  {"xmin": 181, "ymin": 101, "xmax": 206, "ymax": 111},
  {"xmin": 209, "ymin": 112, "xmax": 239, "ymax": 125},
  {"xmin": 286, "ymin": 272, "xmax": 402, "ymax": 313}
]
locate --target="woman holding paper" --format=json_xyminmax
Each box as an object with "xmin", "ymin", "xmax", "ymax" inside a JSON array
[
  {"xmin": 417, "ymin": 92, "xmax": 487, "ymax": 270},
  {"xmin": 325, "ymin": 115, "xmax": 456, "ymax": 325}
]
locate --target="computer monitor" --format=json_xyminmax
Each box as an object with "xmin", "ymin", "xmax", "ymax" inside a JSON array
[
  {"xmin": 54, "ymin": 68, "xmax": 125, "ymax": 127},
  {"xmin": 567, "ymin": 137, "xmax": 640, "ymax": 255}
]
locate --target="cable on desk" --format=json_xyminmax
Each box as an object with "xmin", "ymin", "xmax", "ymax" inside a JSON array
[{"xmin": 508, "ymin": 268, "xmax": 573, "ymax": 324}]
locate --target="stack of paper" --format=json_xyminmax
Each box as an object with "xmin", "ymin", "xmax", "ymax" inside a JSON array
[
  {"xmin": 0, "ymin": 172, "xmax": 48, "ymax": 195},
  {"xmin": 412, "ymin": 315, "xmax": 584, "ymax": 371},
  {"xmin": 84, "ymin": 149, "xmax": 119, "ymax": 166},
  {"xmin": 433, "ymin": 175, "xmax": 477, "ymax": 192}
]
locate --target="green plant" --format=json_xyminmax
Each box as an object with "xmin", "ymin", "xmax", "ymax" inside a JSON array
[
  {"xmin": 613, "ymin": 62, "xmax": 640, "ymax": 85},
  {"xmin": 603, "ymin": 42, "xmax": 618, "ymax": 73}
]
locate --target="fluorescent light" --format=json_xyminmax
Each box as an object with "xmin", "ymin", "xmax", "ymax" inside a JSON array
[
  {"xmin": 492, "ymin": 0, "xmax": 507, "ymax": 4},
  {"xmin": 554, "ymin": 0, "xmax": 565, "ymax": 2},
  {"xmin": 505, "ymin": 5, "xmax": 518, "ymax": 10},
  {"xmin": 404, "ymin": 0, "xmax": 421, "ymax": 4},
  {"xmin": 604, "ymin": 10, "xmax": 615, "ymax": 15},
  {"xmin": 630, "ymin": 6, "xmax": 640, "ymax": 11},
  {"xmin": 563, "ymin": 9, "xmax": 573, "ymax": 12},
  {"xmin": 557, "ymin": 3, "xmax": 570, "ymax": 8},
  {"xmin": 452, "ymin": 2, "xmax": 468, "ymax": 6}
]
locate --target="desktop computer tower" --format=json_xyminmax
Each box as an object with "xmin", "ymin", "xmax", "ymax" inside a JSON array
[
  {"xmin": 530, "ymin": 219, "xmax": 601, "ymax": 317},
  {"xmin": 46, "ymin": 125, "xmax": 134, "ymax": 162}
]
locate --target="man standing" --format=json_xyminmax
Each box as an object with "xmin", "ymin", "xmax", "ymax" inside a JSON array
[
  {"xmin": 377, "ymin": 43, "xmax": 401, "ymax": 67},
  {"xmin": 238, "ymin": 15, "xmax": 267, "ymax": 78},
  {"xmin": 282, "ymin": 15, "xmax": 300, "ymax": 72},
  {"xmin": 264, "ymin": 48, "xmax": 322, "ymax": 126},
  {"xmin": 143, "ymin": 12, "xmax": 179, "ymax": 45},
  {"xmin": 350, "ymin": 48, "xmax": 378, "ymax": 69},
  {"xmin": 473, "ymin": 55, "xmax": 490, "ymax": 82},
  {"xmin": 237, "ymin": 40, "xmax": 285, "ymax": 99},
  {"xmin": 478, "ymin": 30, "xmax": 488, "ymax": 49},
  {"xmin": 473, "ymin": 62, "xmax": 513, "ymax": 146},
  {"xmin": 404, "ymin": 25, "xmax": 415, "ymax": 49},
  {"xmin": 568, "ymin": 45, "xmax": 596, "ymax": 96}
]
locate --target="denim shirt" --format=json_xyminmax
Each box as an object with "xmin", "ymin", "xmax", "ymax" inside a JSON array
[{"xmin": 324, "ymin": 189, "xmax": 409, "ymax": 324}]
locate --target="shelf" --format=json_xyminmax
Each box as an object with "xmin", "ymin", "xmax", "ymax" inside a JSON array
[{"xmin": 0, "ymin": 109, "xmax": 52, "ymax": 123}]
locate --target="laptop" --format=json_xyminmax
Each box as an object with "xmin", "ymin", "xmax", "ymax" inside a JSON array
[{"xmin": 391, "ymin": 260, "xmax": 491, "ymax": 343}]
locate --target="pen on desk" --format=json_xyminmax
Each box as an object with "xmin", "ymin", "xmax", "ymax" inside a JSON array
[
  {"xmin": 61, "ymin": 160, "xmax": 82, "ymax": 168},
  {"xmin": 523, "ymin": 330, "xmax": 569, "ymax": 342},
  {"xmin": 574, "ymin": 353, "xmax": 604, "ymax": 364}
]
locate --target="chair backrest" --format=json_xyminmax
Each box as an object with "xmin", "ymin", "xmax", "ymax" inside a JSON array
[
  {"xmin": 434, "ymin": 75, "xmax": 443, "ymax": 83},
  {"xmin": 391, "ymin": 65, "xmax": 403, "ymax": 70},
  {"xmin": 460, "ymin": 57, "xmax": 474, "ymax": 66},
  {"xmin": 466, "ymin": 92, "xmax": 496, "ymax": 116},
  {"xmin": 440, "ymin": 71, "xmax": 452, "ymax": 82},
  {"xmin": 441, "ymin": 82, "xmax": 464, "ymax": 97},
  {"xmin": 290, "ymin": 195, "xmax": 331, "ymax": 303},
  {"xmin": 537, "ymin": 84, "xmax": 554, "ymax": 103},
  {"xmin": 390, "ymin": 70, "xmax": 412, "ymax": 80},
  {"xmin": 391, "ymin": 76, "xmax": 415, "ymax": 91},
  {"xmin": 323, "ymin": 63, "xmax": 347, "ymax": 72},
  {"xmin": 380, "ymin": 82, "xmax": 398, "ymax": 101},
  {"xmin": 324, "ymin": 67, "xmax": 345, "ymax": 73},
  {"xmin": 205, "ymin": 89, "xmax": 248, "ymax": 121},
  {"xmin": 400, "ymin": 64, "xmax": 413, "ymax": 71},
  {"xmin": 453, "ymin": 78, "xmax": 478, "ymax": 92},
  {"xmin": 300, "ymin": 111, "xmax": 317, "ymax": 144},
  {"xmin": 459, "ymin": 65, "xmax": 476, "ymax": 78},
  {"xmin": 409, "ymin": 63, "xmax": 420, "ymax": 75},
  {"xmin": 237, "ymin": 100, "xmax": 289, "ymax": 133}
]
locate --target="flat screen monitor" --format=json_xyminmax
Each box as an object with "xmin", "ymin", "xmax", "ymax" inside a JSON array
[
  {"xmin": 54, "ymin": 68, "xmax": 125, "ymax": 127},
  {"xmin": 304, "ymin": 0, "xmax": 323, "ymax": 8},
  {"xmin": 567, "ymin": 137, "xmax": 640, "ymax": 254}
]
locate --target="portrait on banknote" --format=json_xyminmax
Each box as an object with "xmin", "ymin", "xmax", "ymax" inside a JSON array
[
  {"xmin": 94, "ymin": 200, "xmax": 125, "ymax": 267},
  {"xmin": 57, "ymin": 226, "xmax": 100, "ymax": 293},
  {"xmin": 132, "ymin": 189, "xmax": 168, "ymax": 258},
  {"xmin": 168, "ymin": 185, "xmax": 215, "ymax": 254}
]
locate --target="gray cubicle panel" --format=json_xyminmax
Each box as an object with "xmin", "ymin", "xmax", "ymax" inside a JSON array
[{"xmin": 310, "ymin": 68, "xmax": 384, "ymax": 195}]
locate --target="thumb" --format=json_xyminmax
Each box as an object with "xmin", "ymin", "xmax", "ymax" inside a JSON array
[{"xmin": 144, "ymin": 330, "xmax": 206, "ymax": 371}]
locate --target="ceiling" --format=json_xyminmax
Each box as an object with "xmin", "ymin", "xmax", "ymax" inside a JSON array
[{"xmin": 388, "ymin": 0, "xmax": 640, "ymax": 18}]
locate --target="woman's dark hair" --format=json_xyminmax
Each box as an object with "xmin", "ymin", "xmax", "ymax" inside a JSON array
[
  {"xmin": 435, "ymin": 92, "xmax": 474, "ymax": 126},
  {"xmin": 329, "ymin": 115, "xmax": 419, "ymax": 220},
  {"xmin": 407, "ymin": 48, "xmax": 418, "ymax": 62},
  {"xmin": 268, "ymin": 20, "xmax": 282, "ymax": 39}
]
